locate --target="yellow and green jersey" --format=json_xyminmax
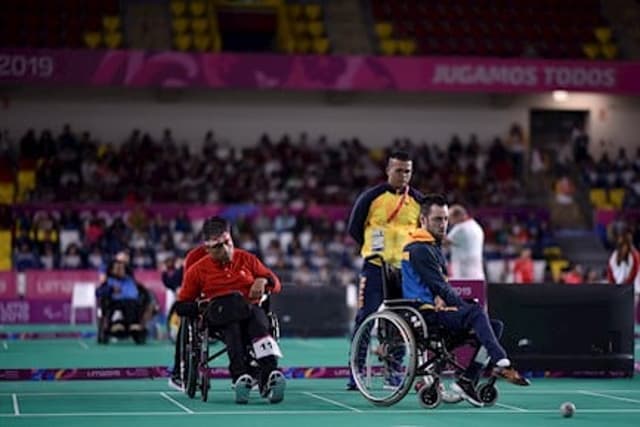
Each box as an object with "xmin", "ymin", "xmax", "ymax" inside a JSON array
[{"xmin": 347, "ymin": 183, "xmax": 422, "ymax": 268}]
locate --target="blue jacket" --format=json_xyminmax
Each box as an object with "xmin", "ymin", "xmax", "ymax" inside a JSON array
[{"xmin": 401, "ymin": 229, "xmax": 465, "ymax": 307}]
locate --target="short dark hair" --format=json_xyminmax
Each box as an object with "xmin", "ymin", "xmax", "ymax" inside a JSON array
[
  {"xmin": 388, "ymin": 150, "xmax": 411, "ymax": 162},
  {"xmin": 420, "ymin": 193, "xmax": 448, "ymax": 216},
  {"xmin": 201, "ymin": 216, "xmax": 230, "ymax": 240}
]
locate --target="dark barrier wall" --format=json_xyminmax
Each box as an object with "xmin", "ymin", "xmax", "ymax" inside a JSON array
[
  {"xmin": 271, "ymin": 286, "xmax": 350, "ymax": 337},
  {"xmin": 488, "ymin": 284, "xmax": 635, "ymax": 374}
]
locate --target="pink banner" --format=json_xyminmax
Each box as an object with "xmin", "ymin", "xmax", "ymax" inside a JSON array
[
  {"xmin": 1, "ymin": 49, "xmax": 640, "ymax": 94},
  {"xmin": 0, "ymin": 272, "xmax": 16, "ymax": 299},
  {"xmin": 25, "ymin": 270, "xmax": 99, "ymax": 300}
]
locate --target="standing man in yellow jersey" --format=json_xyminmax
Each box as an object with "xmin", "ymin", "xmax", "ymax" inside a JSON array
[{"xmin": 345, "ymin": 150, "xmax": 422, "ymax": 390}]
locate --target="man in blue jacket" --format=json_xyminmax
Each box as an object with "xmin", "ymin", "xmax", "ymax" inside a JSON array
[{"xmin": 402, "ymin": 194, "xmax": 529, "ymax": 407}]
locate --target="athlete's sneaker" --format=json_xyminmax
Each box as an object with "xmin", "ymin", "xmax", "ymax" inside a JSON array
[
  {"xmin": 167, "ymin": 375, "xmax": 184, "ymax": 392},
  {"xmin": 493, "ymin": 366, "xmax": 530, "ymax": 386},
  {"xmin": 451, "ymin": 377, "xmax": 484, "ymax": 408},
  {"xmin": 234, "ymin": 374, "xmax": 254, "ymax": 404},
  {"xmin": 261, "ymin": 371, "xmax": 286, "ymax": 404}
]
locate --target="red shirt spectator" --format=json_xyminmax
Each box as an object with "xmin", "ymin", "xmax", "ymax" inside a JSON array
[{"xmin": 513, "ymin": 248, "xmax": 534, "ymax": 284}]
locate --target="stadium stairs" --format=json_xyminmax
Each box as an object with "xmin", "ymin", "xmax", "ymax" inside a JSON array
[{"xmin": 553, "ymin": 228, "xmax": 609, "ymax": 274}]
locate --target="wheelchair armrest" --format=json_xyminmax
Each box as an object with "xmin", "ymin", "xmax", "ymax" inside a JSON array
[{"xmin": 174, "ymin": 301, "xmax": 200, "ymax": 318}]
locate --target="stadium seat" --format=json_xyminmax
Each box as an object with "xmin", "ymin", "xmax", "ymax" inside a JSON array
[
  {"xmin": 189, "ymin": 1, "xmax": 206, "ymax": 17},
  {"xmin": 589, "ymin": 188, "xmax": 609, "ymax": 208},
  {"xmin": 193, "ymin": 34, "xmax": 211, "ymax": 51},
  {"xmin": 304, "ymin": 4, "xmax": 322, "ymax": 21},
  {"xmin": 288, "ymin": 4, "xmax": 302, "ymax": 20},
  {"xmin": 312, "ymin": 37, "xmax": 330, "ymax": 54},
  {"xmin": 374, "ymin": 22, "xmax": 393, "ymax": 39},
  {"xmin": 543, "ymin": 246, "xmax": 563, "ymax": 260},
  {"xmin": 380, "ymin": 39, "xmax": 398, "ymax": 55},
  {"xmin": 307, "ymin": 21, "xmax": 325, "ymax": 37},
  {"xmin": 582, "ymin": 43, "xmax": 600, "ymax": 59},
  {"xmin": 0, "ymin": 231, "xmax": 11, "ymax": 271},
  {"xmin": 102, "ymin": 15, "xmax": 121, "ymax": 32},
  {"xmin": 549, "ymin": 259, "xmax": 569, "ymax": 282},
  {"xmin": 174, "ymin": 34, "xmax": 192, "ymax": 51},
  {"xmin": 70, "ymin": 282, "xmax": 97, "ymax": 326},
  {"xmin": 485, "ymin": 259, "xmax": 506, "ymax": 283},
  {"xmin": 601, "ymin": 43, "xmax": 618, "ymax": 59},
  {"xmin": 191, "ymin": 17, "xmax": 209, "ymax": 34},
  {"xmin": 296, "ymin": 38, "xmax": 312, "ymax": 54},
  {"xmin": 84, "ymin": 32, "xmax": 102, "ymax": 49},
  {"xmin": 172, "ymin": 18, "xmax": 189, "ymax": 34},
  {"xmin": 594, "ymin": 26, "xmax": 612, "ymax": 44},
  {"xmin": 533, "ymin": 260, "xmax": 546, "ymax": 283},
  {"xmin": 104, "ymin": 31, "xmax": 123, "ymax": 48},
  {"xmin": 293, "ymin": 21, "xmax": 308, "ymax": 36},
  {"xmin": 397, "ymin": 39, "xmax": 417, "ymax": 55},
  {"xmin": 170, "ymin": 1, "xmax": 186, "ymax": 17},
  {"xmin": 0, "ymin": 182, "xmax": 15, "ymax": 204},
  {"xmin": 608, "ymin": 188, "xmax": 625, "ymax": 209}
]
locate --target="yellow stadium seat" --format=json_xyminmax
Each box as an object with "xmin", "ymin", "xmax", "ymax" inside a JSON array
[
  {"xmin": 594, "ymin": 27, "xmax": 612, "ymax": 44},
  {"xmin": 191, "ymin": 17, "xmax": 209, "ymax": 34},
  {"xmin": 0, "ymin": 231, "xmax": 11, "ymax": 271},
  {"xmin": 295, "ymin": 38, "xmax": 312, "ymax": 54},
  {"xmin": 288, "ymin": 4, "xmax": 302, "ymax": 19},
  {"xmin": 543, "ymin": 246, "xmax": 562, "ymax": 260},
  {"xmin": 170, "ymin": 1, "xmax": 187, "ymax": 16},
  {"xmin": 380, "ymin": 39, "xmax": 397, "ymax": 55},
  {"xmin": 550, "ymin": 259, "xmax": 569, "ymax": 282},
  {"xmin": 582, "ymin": 43, "xmax": 600, "ymax": 59},
  {"xmin": 104, "ymin": 31, "xmax": 123, "ymax": 48},
  {"xmin": 397, "ymin": 39, "xmax": 417, "ymax": 55},
  {"xmin": 172, "ymin": 18, "xmax": 189, "ymax": 34},
  {"xmin": 193, "ymin": 34, "xmax": 211, "ymax": 51},
  {"xmin": 293, "ymin": 21, "xmax": 307, "ymax": 35},
  {"xmin": 304, "ymin": 4, "xmax": 322, "ymax": 21},
  {"xmin": 174, "ymin": 34, "xmax": 192, "ymax": 51},
  {"xmin": 103, "ymin": 15, "xmax": 121, "ymax": 32},
  {"xmin": 375, "ymin": 22, "xmax": 393, "ymax": 39},
  {"xmin": 312, "ymin": 37, "xmax": 330, "ymax": 54},
  {"xmin": 189, "ymin": 1, "xmax": 206, "ymax": 17},
  {"xmin": 0, "ymin": 182, "xmax": 14, "ymax": 204},
  {"xmin": 84, "ymin": 32, "xmax": 102, "ymax": 49},
  {"xmin": 307, "ymin": 20, "xmax": 324, "ymax": 37},
  {"xmin": 589, "ymin": 188, "xmax": 609, "ymax": 208},
  {"xmin": 601, "ymin": 43, "xmax": 618, "ymax": 59},
  {"xmin": 608, "ymin": 188, "xmax": 625, "ymax": 209}
]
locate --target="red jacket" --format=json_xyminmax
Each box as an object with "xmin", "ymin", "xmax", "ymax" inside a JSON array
[{"xmin": 178, "ymin": 248, "xmax": 281, "ymax": 304}]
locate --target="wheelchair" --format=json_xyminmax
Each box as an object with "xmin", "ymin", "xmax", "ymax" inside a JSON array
[
  {"xmin": 177, "ymin": 294, "xmax": 280, "ymax": 402},
  {"xmin": 97, "ymin": 284, "xmax": 159, "ymax": 345},
  {"xmin": 349, "ymin": 254, "xmax": 499, "ymax": 408}
]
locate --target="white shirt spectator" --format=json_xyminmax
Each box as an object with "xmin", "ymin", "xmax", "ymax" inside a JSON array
[{"xmin": 447, "ymin": 206, "xmax": 485, "ymax": 280}]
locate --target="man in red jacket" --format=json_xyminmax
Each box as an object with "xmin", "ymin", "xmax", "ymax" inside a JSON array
[{"xmin": 178, "ymin": 216, "xmax": 285, "ymax": 404}]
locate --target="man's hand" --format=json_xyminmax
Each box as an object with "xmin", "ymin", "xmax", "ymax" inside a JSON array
[
  {"xmin": 249, "ymin": 278, "xmax": 268, "ymax": 300},
  {"xmin": 434, "ymin": 295, "xmax": 458, "ymax": 312}
]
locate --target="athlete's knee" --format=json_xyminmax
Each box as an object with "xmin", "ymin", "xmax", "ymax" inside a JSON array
[{"xmin": 490, "ymin": 319, "xmax": 504, "ymax": 338}]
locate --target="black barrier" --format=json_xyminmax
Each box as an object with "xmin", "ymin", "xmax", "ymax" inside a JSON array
[
  {"xmin": 270, "ymin": 286, "xmax": 350, "ymax": 337},
  {"xmin": 488, "ymin": 283, "xmax": 635, "ymax": 374}
]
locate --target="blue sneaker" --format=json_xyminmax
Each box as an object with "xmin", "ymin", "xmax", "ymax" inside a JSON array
[
  {"xmin": 234, "ymin": 374, "xmax": 253, "ymax": 404},
  {"xmin": 262, "ymin": 371, "xmax": 286, "ymax": 404}
]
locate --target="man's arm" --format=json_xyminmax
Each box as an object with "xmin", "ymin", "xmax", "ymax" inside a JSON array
[
  {"xmin": 177, "ymin": 266, "xmax": 201, "ymax": 301},
  {"xmin": 409, "ymin": 244, "xmax": 465, "ymax": 307},
  {"xmin": 346, "ymin": 186, "xmax": 383, "ymax": 245},
  {"xmin": 250, "ymin": 255, "xmax": 282, "ymax": 294}
]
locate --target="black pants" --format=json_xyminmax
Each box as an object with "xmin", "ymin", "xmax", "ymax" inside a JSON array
[{"xmin": 217, "ymin": 304, "xmax": 277, "ymax": 385}]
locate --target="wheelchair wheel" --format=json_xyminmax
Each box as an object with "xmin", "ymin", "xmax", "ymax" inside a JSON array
[
  {"xmin": 185, "ymin": 320, "xmax": 199, "ymax": 399},
  {"xmin": 417, "ymin": 382, "xmax": 442, "ymax": 409},
  {"xmin": 199, "ymin": 327, "xmax": 210, "ymax": 402},
  {"xmin": 476, "ymin": 382, "xmax": 499, "ymax": 407},
  {"xmin": 350, "ymin": 311, "xmax": 417, "ymax": 406}
]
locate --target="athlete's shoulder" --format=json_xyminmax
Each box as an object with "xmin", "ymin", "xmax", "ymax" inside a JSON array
[
  {"xmin": 184, "ymin": 246, "xmax": 208, "ymax": 270},
  {"xmin": 407, "ymin": 186, "xmax": 424, "ymax": 202}
]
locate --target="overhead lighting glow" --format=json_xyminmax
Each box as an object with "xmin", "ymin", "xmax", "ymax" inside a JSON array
[{"xmin": 552, "ymin": 90, "xmax": 569, "ymax": 102}]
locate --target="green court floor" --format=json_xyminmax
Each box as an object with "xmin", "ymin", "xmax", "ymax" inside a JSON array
[{"xmin": 0, "ymin": 326, "xmax": 639, "ymax": 427}]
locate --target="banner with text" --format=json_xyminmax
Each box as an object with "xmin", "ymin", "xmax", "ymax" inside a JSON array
[{"xmin": 1, "ymin": 49, "xmax": 639, "ymax": 94}]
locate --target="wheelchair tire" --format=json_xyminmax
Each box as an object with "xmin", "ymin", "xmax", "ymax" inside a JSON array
[
  {"xmin": 476, "ymin": 382, "xmax": 499, "ymax": 407},
  {"xmin": 417, "ymin": 383, "xmax": 442, "ymax": 409},
  {"xmin": 350, "ymin": 310, "xmax": 417, "ymax": 407},
  {"xmin": 185, "ymin": 321, "xmax": 198, "ymax": 399},
  {"xmin": 199, "ymin": 327, "xmax": 210, "ymax": 402}
]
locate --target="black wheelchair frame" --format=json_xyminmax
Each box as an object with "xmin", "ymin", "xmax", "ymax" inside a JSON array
[
  {"xmin": 349, "ymin": 254, "xmax": 499, "ymax": 408},
  {"xmin": 177, "ymin": 296, "xmax": 280, "ymax": 402}
]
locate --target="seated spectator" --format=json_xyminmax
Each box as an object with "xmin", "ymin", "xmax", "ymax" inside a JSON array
[{"xmin": 512, "ymin": 248, "xmax": 534, "ymax": 284}]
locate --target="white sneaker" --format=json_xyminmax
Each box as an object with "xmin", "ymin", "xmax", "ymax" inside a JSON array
[
  {"xmin": 234, "ymin": 374, "xmax": 254, "ymax": 404},
  {"xmin": 263, "ymin": 371, "xmax": 286, "ymax": 404},
  {"xmin": 167, "ymin": 376, "xmax": 184, "ymax": 392}
]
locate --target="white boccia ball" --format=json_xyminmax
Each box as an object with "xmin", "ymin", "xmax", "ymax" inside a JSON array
[{"xmin": 560, "ymin": 401, "xmax": 576, "ymax": 418}]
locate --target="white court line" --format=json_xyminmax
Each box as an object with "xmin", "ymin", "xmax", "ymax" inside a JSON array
[
  {"xmin": 579, "ymin": 390, "xmax": 640, "ymax": 404},
  {"xmin": 3, "ymin": 408, "xmax": 640, "ymax": 417},
  {"xmin": 303, "ymin": 391, "xmax": 363, "ymax": 412},
  {"xmin": 495, "ymin": 402, "xmax": 527, "ymax": 412},
  {"xmin": 12, "ymin": 394, "xmax": 20, "ymax": 415},
  {"xmin": 160, "ymin": 392, "xmax": 193, "ymax": 414},
  {"xmin": 77, "ymin": 340, "xmax": 89, "ymax": 350}
]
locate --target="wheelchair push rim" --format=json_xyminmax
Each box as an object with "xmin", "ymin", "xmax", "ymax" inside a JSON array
[{"xmin": 350, "ymin": 311, "xmax": 417, "ymax": 406}]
